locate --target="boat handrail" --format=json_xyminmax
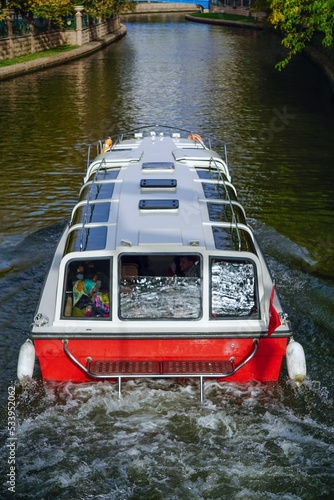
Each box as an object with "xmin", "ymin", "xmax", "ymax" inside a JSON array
[
  {"xmin": 86, "ymin": 126, "xmax": 230, "ymax": 175},
  {"xmin": 63, "ymin": 339, "xmax": 259, "ymax": 402},
  {"xmin": 86, "ymin": 140, "xmax": 105, "ymax": 168},
  {"xmin": 79, "ymin": 157, "xmax": 107, "ymax": 251},
  {"xmin": 209, "ymin": 157, "xmax": 242, "ymax": 251}
]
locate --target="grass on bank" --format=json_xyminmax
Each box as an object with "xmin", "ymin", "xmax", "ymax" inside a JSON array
[
  {"xmin": 191, "ymin": 12, "xmax": 257, "ymax": 23},
  {"xmin": 0, "ymin": 45, "xmax": 78, "ymax": 68}
]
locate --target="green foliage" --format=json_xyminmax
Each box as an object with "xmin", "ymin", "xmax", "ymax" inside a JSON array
[
  {"xmin": 9, "ymin": 1, "xmax": 75, "ymax": 19},
  {"xmin": 7, "ymin": 0, "xmax": 135, "ymax": 18},
  {"xmin": 265, "ymin": 0, "xmax": 334, "ymax": 69},
  {"xmin": 84, "ymin": 0, "xmax": 135, "ymax": 17}
]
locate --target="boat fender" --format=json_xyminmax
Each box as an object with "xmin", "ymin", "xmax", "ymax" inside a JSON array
[
  {"xmin": 17, "ymin": 339, "xmax": 35, "ymax": 383},
  {"xmin": 102, "ymin": 138, "xmax": 113, "ymax": 152},
  {"xmin": 286, "ymin": 338, "xmax": 306, "ymax": 386}
]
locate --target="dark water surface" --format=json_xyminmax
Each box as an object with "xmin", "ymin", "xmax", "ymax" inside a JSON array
[{"xmin": 0, "ymin": 14, "xmax": 333, "ymax": 499}]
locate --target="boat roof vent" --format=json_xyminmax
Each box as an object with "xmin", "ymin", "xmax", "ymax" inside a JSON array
[
  {"xmin": 142, "ymin": 162, "xmax": 174, "ymax": 171},
  {"xmin": 139, "ymin": 199, "xmax": 179, "ymax": 210},
  {"xmin": 140, "ymin": 179, "xmax": 177, "ymax": 189}
]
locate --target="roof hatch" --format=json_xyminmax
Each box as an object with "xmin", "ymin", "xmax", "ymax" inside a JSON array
[{"xmin": 139, "ymin": 199, "xmax": 179, "ymax": 210}]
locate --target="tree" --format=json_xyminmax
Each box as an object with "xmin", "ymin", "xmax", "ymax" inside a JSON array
[
  {"xmin": 84, "ymin": 0, "xmax": 135, "ymax": 17},
  {"xmin": 8, "ymin": 0, "xmax": 134, "ymax": 19},
  {"xmin": 263, "ymin": 0, "xmax": 334, "ymax": 69},
  {"xmin": 8, "ymin": 1, "xmax": 75, "ymax": 19}
]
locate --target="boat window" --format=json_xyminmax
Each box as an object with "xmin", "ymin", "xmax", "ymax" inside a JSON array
[
  {"xmin": 64, "ymin": 226, "xmax": 108, "ymax": 253},
  {"xmin": 87, "ymin": 169, "xmax": 120, "ymax": 182},
  {"xmin": 62, "ymin": 259, "xmax": 111, "ymax": 319},
  {"xmin": 119, "ymin": 254, "xmax": 202, "ymax": 320},
  {"xmin": 201, "ymin": 182, "xmax": 237, "ymax": 201},
  {"xmin": 212, "ymin": 226, "xmax": 255, "ymax": 253},
  {"xmin": 207, "ymin": 202, "xmax": 246, "ymax": 224},
  {"xmin": 71, "ymin": 202, "xmax": 111, "ymax": 225},
  {"xmin": 196, "ymin": 169, "xmax": 220, "ymax": 180},
  {"xmin": 79, "ymin": 182, "xmax": 115, "ymax": 201},
  {"xmin": 210, "ymin": 258, "xmax": 258, "ymax": 319}
]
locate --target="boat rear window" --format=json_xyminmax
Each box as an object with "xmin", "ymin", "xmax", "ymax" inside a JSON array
[
  {"xmin": 210, "ymin": 258, "xmax": 258, "ymax": 318},
  {"xmin": 119, "ymin": 254, "xmax": 202, "ymax": 320},
  {"xmin": 62, "ymin": 259, "xmax": 111, "ymax": 319}
]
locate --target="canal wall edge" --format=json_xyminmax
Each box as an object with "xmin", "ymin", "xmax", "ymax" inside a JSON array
[
  {"xmin": 186, "ymin": 14, "xmax": 334, "ymax": 96},
  {"xmin": 303, "ymin": 46, "xmax": 334, "ymax": 96},
  {"xmin": 0, "ymin": 25, "xmax": 126, "ymax": 82},
  {"xmin": 185, "ymin": 13, "xmax": 263, "ymax": 30}
]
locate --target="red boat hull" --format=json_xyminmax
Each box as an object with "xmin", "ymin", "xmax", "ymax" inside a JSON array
[{"xmin": 33, "ymin": 337, "xmax": 288, "ymax": 383}]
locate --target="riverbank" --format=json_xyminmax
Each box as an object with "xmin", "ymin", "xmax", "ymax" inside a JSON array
[
  {"xmin": 185, "ymin": 12, "xmax": 263, "ymax": 30},
  {"xmin": 187, "ymin": 13, "xmax": 334, "ymax": 95},
  {"xmin": 1, "ymin": 13, "xmax": 334, "ymax": 97},
  {"xmin": 0, "ymin": 25, "xmax": 126, "ymax": 82},
  {"xmin": 303, "ymin": 45, "xmax": 334, "ymax": 97}
]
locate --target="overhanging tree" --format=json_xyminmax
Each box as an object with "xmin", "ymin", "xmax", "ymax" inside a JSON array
[{"xmin": 263, "ymin": 0, "xmax": 334, "ymax": 69}]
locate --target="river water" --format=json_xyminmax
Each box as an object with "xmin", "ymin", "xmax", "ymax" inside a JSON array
[{"xmin": 0, "ymin": 14, "xmax": 334, "ymax": 499}]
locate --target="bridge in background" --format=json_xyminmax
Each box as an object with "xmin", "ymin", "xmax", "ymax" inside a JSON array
[{"xmin": 135, "ymin": 0, "xmax": 211, "ymax": 12}]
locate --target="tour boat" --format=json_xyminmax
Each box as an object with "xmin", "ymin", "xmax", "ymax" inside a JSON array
[{"xmin": 17, "ymin": 125, "xmax": 306, "ymax": 400}]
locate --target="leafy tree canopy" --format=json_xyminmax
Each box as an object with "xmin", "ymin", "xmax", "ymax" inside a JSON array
[
  {"xmin": 260, "ymin": 0, "xmax": 334, "ymax": 69},
  {"xmin": 6, "ymin": 0, "xmax": 134, "ymax": 19},
  {"xmin": 8, "ymin": 1, "xmax": 76, "ymax": 18}
]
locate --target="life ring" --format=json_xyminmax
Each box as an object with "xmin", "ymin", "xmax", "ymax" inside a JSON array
[{"xmin": 102, "ymin": 137, "xmax": 113, "ymax": 153}]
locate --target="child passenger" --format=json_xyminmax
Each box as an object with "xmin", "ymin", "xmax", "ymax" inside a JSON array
[{"xmin": 72, "ymin": 269, "xmax": 109, "ymax": 317}]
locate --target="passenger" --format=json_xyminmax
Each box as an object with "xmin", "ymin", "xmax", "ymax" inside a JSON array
[
  {"xmin": 72, "ymin": 269, "xmax": 98, "ymax": 317},
  {"xmin": 166, "ymin": 257, "xmax": 182, "ymax": 276},
  {"xmin": 179, "ymin": 256, "xmax": 200, "ymax": 278},
  {"xmin": 91, "ymin": 291, "xmax": 110, "ymax": 317},
  {"xmin": 64, "ymin": 262, "xmax": 85, "ymax": 316},
  {"xmin": 72, "ymin": 269, "xmax": 110, "ymax": 317},
  {"xmin": 71, "ymin": 262, "xmax": 85, "ymax": 285}
]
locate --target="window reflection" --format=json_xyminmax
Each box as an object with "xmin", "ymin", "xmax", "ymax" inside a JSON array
[
  {"xmin": 119, "ymin": 254, "xmax": 202, "ymax": 320},
  {"xmin": 210, "ymin": 258, "xmax": 257, "ymax": 318}
]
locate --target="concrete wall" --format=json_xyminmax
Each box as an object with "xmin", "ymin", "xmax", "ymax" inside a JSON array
[
  {"xmin": 0, "ymin": 16, "xmax": 120, "ymax": 60},
  {"xmin": 210, "ymin": 5, "xmax": 266, "ymax": 19},
  {"xmin": 0, "ymin": 31, "xmax": 68, "ymax": 60},
  {"xmin": 134, "ymin": 3, "xmax": 200, "ymax": 13}
]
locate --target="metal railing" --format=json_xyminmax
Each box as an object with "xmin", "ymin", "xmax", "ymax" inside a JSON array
[
  {"xmin": 0, "ymin": 20, "xmax": 8, "ymax": 39},
  {"xmin": 209, "ymin": 157, "xmax": 242, "ymax": 251},
  {"xmin": 63, "ymin": 339, "xmax": 259, "ymax": 402},
  {"xmin": 79, "ymin": 157, "xmax": 107, "ymax": 251}
]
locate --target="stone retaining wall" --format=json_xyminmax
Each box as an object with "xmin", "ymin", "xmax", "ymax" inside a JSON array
[
  {"xmin": 0, "ymin": 12, "xmax": 120, "ymax": 60},
  {"xmin": 0, "ymin": 25, "xmax": 126, "ymax": 81},
  {"xmin": 133, "ymin": 3, "xmax": 200, "ymax": 13},
  {"xmin": 1, "ymin": 31, "xmax": 68, "ymax": 60}
]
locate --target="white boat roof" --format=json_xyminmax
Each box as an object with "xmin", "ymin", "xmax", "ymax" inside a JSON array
[{"xmin": 64, "ymin": 130, "xmax": 254, "ymax": 256}]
